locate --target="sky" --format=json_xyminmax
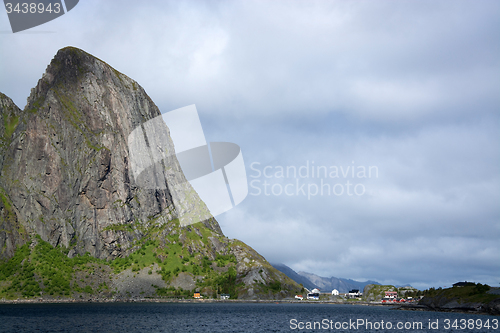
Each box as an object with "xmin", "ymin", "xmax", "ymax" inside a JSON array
[{"xmin": 0, "ymin": 0, "xmax": 499, "ymax": 290}]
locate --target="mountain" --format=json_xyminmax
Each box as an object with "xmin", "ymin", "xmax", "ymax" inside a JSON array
[
  {"xmin": 271, "ymin": 263, "xmax": 380, "ymax": 293},
  {"xmin": 0, "ymin": 47, "xmax": 300, "ymax": 300},
  {"xmin": 272, "ymin": 263, "xmax": 315, "ymax": 291},
  {"xmin": 298, "ymin": 271, "xmax": 380, "ymax": 293}
]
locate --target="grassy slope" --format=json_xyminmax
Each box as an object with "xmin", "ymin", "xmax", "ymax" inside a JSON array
[
  {"xmin": 421, "ymin": 284, "xmax": 498, "ymax": 305},
  {"xmin": 0, "ymin": 218, "xmax": 262, "ymax": 300},
  {"xmin": 0, "ymin": 235, "xmax": 109, "ymax": 298}
]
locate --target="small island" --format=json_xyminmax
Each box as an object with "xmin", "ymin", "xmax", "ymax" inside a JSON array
[{"xmin": 410, "ymin": 282, "xmax": 500, "ymax": 315}]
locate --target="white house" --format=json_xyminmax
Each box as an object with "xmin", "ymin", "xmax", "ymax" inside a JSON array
[
  {"xmin": 307, "ymin": 288, "xmax": 320, "ymax": 300},
  {"xmin": 331, "ymin": 289, "xmax": 339, "ymax": 296},
  {"xmin": 347, "ymin": 289, "xmax": 361, "ymax": 298}
]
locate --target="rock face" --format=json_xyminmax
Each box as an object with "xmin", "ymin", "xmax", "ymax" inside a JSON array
[
  {"xmin": 0, "ymin": 47, "xmax": 217, "ymax": 260},
  {"xmin": 0, "ymin": 47, "xmax": 299, "ymax": 299},
  {"xmin": 0, "ymin": 93, "xmax": 28, "ymax": 259}
]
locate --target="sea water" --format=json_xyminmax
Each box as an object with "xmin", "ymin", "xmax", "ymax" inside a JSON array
[{"xmin": 0, "ymin": 302, "xmax": 498, "ymax": 332}]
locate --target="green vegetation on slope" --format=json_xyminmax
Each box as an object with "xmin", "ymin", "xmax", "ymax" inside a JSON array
[
  {"xmin": 0, "ymin": 218, "xmax": 245, "ymax": 300},
  {"xmin": 421, "ymin": 284, "xmax": 496, "ymax": 304},
  {"xmin": 0, "ymin": 236, "xmax": 107, "ymax": 299},
  {"xmin": 3, "ymin": 113, "xmax": 19, "ymax": 139},
  {"xmin": 107, "ymin": 218, "xmax": 242, "ymax": 298}
]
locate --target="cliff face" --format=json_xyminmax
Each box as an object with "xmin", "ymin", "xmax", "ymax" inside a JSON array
[
  {"xmin": 0, "ymin": 47, "xmax": 299, "ymax": 299},
  {"xmin": 0, "ymin": 93, "xmax": 28, "ymax": 259},
  {"xmin": 0, "ymin": 47, "xmax": 218, "ymax": 260}
]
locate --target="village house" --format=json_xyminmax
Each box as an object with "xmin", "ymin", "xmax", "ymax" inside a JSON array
[
  {"xmin": 347, "ymin": 289, "xmax": 361, "ymax": 298},
  {"xmin": 307, "ymin": 288, "xmax": 320, "ymax": 300}
]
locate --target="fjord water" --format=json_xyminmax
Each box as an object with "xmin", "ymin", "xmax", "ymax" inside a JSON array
[{"xmin": 0, "ymin": 302, "xmax": 497, "ymax": 332}]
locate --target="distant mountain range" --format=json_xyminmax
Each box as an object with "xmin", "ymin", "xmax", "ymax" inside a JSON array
[
  {"xmin": 271, "ymin": 264, "xmax": 319, "ymax": 291},
  {"xmin": 272, "ymin": 263, "xmax": 381, "ymax": 293}
]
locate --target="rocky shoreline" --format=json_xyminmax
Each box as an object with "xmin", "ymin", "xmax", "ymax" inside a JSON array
[{"xmin": 396, "ymin": 302, "xmax": 500, "ymax": 316}]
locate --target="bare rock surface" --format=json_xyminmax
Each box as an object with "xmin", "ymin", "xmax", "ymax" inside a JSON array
[
  {"xmin": 112, "ymin": 263, "xmax": 166, "ymax": 298},
  {"xmin": 169, "ymin": 272, "xmax": 196, "ymax": 291},
  {"xmin": 0, "ymin": 47, "xmax": 214, "ymax": 259}
]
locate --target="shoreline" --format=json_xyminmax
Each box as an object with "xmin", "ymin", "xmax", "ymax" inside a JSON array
[
  {"xmin": 0, "ymin": 297, "xmax": 407, "ymax": 308},
  {"xmin": 394, "ymin": 303, "xmax": 499, "ymax": 316},
  {"xmin": 1, "ymin": 298, "xmax": 497, "ymax": 316},
  {"xmin": 0, "ymin": 297, "xmax": 396, "ymax": 305}
]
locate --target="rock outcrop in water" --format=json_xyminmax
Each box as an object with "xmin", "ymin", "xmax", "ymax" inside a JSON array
[{"xmin": 0, "ymin": 47, "xmax": 300, "ymax": 300}]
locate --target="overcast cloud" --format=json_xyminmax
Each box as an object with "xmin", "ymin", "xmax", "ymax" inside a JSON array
[{"xmin": 1, "ymin": 0, "xmax": 499, "ymax": 290}]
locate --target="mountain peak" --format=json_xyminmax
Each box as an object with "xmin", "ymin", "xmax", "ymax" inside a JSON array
[
  {"xmin": 50, "ymin": 46, "xmax": 127, "ymax": 80},
  {"xmin": 46, "ymin": 46, "xmax": 101, "ymax": 85},
  {"xmin": 26, "ymin": 46, "xmax": 133, "ymax": 113},
  {"xmin": 50, "ymin": 46, "xmax": 116, "ymax": 76}
]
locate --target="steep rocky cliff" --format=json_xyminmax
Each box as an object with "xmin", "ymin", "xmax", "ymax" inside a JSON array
[
  {"xmin": 0, "ymin": 47, "xmax": 300, "ymax": 300},
  {"xmin": 0, "ymin": 93, "xmax": 28, "ymax": 259}
]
